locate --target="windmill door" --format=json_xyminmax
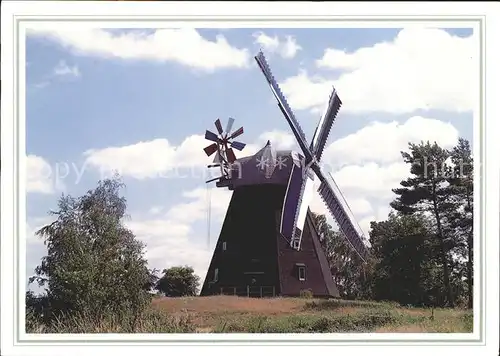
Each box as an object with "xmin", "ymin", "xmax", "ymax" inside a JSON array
[{"xmin": 243, "ymin": 271, "xmax": 264, "ymax": 286}]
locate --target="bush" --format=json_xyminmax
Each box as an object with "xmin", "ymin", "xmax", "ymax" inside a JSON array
[
  {"xmin": 156, "ymin": 266, "xmax": 200, "ymax": 297},
  {"xmin": 27, "ymin": 177, "xmax": 153, "ymax": 323},
  {"xmin": 299, "ymin": 289, "xmax": 314, "ymax": 299}
]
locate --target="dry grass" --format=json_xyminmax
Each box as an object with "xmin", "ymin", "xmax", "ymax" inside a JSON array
[
  {"xmin": 375, "ymin": 324, "xmax": 429, "ymax": 333},
  {"xmin": 27, "ymin": 296, "xmax": 473, "ymax": 333},
  {"xmin": 151, "ymin": 296, "xmax": 473, "ymax": 333},
  {"xmin": 152, "ymin": 295, "xmax": 305, "ymax": 314}
]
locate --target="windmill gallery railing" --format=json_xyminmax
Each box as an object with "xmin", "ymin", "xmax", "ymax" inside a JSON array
[{"xmin": 218, "ymin": 286, "xmax": 276, "ymax": 298}]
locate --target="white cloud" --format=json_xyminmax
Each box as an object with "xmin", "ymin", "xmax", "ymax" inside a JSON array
[
  {"xmin": 354, "ymin": 204, "xmax": 395, "ymax": 237},
  {"xmin": 83, "ymin": 136, "xmax": 208, "ymax": 180},
  {"xmin": 166, "ymin": 187, "xmax": 232, "ymax": 223},
  {"xmin": 256, "ymin": 130, "xmax": 296, "ymax": 150},
  {"xmin": 53, "ymin": 60, "xmax": 81, "ymax": 78},
  {"xmin": 28, "ymin": 27, "xmax": 250, "ymax": 72},
  {"xmin": 322, "ymin": 116, "xmax": 460, "ymax": 169},
  {"xmin": 344, "ymin": 197, "xmax": 373, "ymax": 216},
  {"xmin": 148, "ymin": 206, "xmax": 163, "ymax": 215},
  {"xmin": 83, "ymin": 130, "xmax": 296, "ymax": 180},
  {"xmin": 29, "ymin": 60, "xmax": 80, "ymax": 91},
  {"xmin": 332, "ymin": 162, "xmax": 408, "ymax": 201},
  {"xmin": 126, "ymin": 186, "xmax": 234, "ymax": 285},
  {"xmin": 244, "ymin": 130, "xmax": 297, "ymax": 155},
  {"xmin": 253, "ymin": 31, "xmax": 302, "ymax": 59},
  {"xmin": 126, "ymin": 219, "xmax": 192, "ymax": 245},
  {"xmin": 125, "ymin": 216, "xmax": 212, "ymax": 283},
  {"xmin": 280, "ymin": 27, "xmax": 475, "ymax": 114},
  {"xmin": 279, "ymin": 70, "xmax": 334, "ymax": 114},
  {"xmin": 27, "ymin": 155, "xmax": 55, "ymax": 194}
]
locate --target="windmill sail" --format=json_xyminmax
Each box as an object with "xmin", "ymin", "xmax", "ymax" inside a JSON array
[
  {"xmin": 316, "ymin": 172, "xmax": 368, "ymax": 262},
  {"xmin": 254, "ymin": 50, "xmax": 369, "ymax": 262},
  {"xmin": 280, "ymin": 159, "xmax": 316, "ymax": 250},
  {"xmin": 281, "ymin": 163, "xmax": 305, "ymax": 243},
  {"xmin": 230, "ymin": 141, "xmax": 246, "ymax": 151},
  {"xmin": 293, "ymin": 175, "xmax": 315, "ymax": 249},
  {"xmin": 310, "ymin": 87, "xmax": 342, "ymax": 161},
  {"xmin": 215, "ymin": 119, "xmax": 224, "ymax": 135},
  {"xmin": 205, "ymin": 130, "xmax": 220, "ymax": 143},
  {"xmin": 254, "ymin": 52, "xmax": 309, "ymax": 154},
  {"xmin": 225, "ymin": 117, "xmax": 235, "ymax": 135}
]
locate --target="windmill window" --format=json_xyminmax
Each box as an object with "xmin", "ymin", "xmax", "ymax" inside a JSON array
[
  {"xmin": 292, "ymin": 239, "xmax": 301, "ymax": 250},
  {"xmin": 296, "ymin": 263, "xmax": 306, "ymax": 281},
  {"xmin": 298, "ymin": 267, "xmax": 306, "ymax": 281},
  {"xmin": 214, "ymin": 268, "xmax": 219, "ymax": 282},
  {"xmin": 222, "ymin": 242, "xmax": 227, "ymax": 251}
]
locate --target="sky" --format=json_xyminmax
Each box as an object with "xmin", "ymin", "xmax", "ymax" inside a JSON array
[{"xmin": 25, "ymin": 26, "xmax": 475, "ymax": 292}]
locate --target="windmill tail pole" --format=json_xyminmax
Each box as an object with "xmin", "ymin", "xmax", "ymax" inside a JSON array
[{"xmin": 206, "ymin": 185, "xmax": 211, "ymax": 249}]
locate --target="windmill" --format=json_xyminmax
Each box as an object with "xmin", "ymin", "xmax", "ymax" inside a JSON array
[
  {"xmin": 203, "ymin": 118, "xmax": 246, "ymax": 185},
  {"xmin": 199, "ymin": 51, "xmax": 368, "ymax": 298}
]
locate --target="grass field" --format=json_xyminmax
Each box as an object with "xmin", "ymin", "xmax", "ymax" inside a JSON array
[
  {"xmin": 26, "ymin": 296, "xmax": 473, "ymax": 333},
  {"xmin": 150, "ymin": 296, "xmax": 473, "ymax": 333}
]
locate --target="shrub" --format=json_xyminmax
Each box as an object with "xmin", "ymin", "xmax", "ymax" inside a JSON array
[{"xmin": 299, "ymin": 289, "xmax": 314, "ymax": 299}]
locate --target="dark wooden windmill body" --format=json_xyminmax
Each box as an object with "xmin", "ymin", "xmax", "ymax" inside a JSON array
[{"xmin": 200, "ymin": 52, "xmax": 369, "ymax": 298}]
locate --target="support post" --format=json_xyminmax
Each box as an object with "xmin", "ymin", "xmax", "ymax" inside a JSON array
[
  {"xmin": 273, "ymin": 286, "xmax": 275, "ymax": 297},
  {"xmin": 247, "ymin": 285, "xmax": 249, "ymax": 297},
  {"xmin": 220, "ymin": 287, "xmax": 223, "ymax": 295},
  {"xmin": 260, "ymin": 286, "xmax": 263, "ymax": 298},
  {"xmin": 234, "ymin": 287, "xmax": 236, "ymax": 296}
]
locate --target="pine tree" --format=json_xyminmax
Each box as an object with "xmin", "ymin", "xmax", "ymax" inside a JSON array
[
  {"xmin": 390, "ymin": 141, "xmax": 458, "ymax": 307},
  {"xmin": 448, "ymin": 138, "xmax": 474, "ymax": 308}
]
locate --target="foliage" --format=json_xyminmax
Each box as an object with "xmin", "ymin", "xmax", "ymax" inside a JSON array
[
  {"xmin": 448, "ymin": 138, "xmax": 474, "ymax": 308},
  {"xmin": 299, "ymin": 289, "xmax": 314, "ymax": 299},
  {"xmin": 28, "ymin": 176, "xmax": 153, "ymax": 323},
  {"xmin": 314, "ymin": 213, "xmax": 371, "ymax": 300},
  {"xmin": 369, "ymin": 212, "xmax": 439, "ymax": 306},
  {"xmin": 155, "ymin": 266, "xmax": 200, "ymax": 297},
  {"xmin": 390, "ymin": 141, "xmax": 459, "ymax": 307},
  {"xmin": 313, "ymin": 138, "xmax": 473, "ymax": 309}
]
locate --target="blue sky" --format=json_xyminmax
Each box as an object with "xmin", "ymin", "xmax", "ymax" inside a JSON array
[{"xmin": 25, "ymin": 27, "xmax": 475, "ymax": 291}]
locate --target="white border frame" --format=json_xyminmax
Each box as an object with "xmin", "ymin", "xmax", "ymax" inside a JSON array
[{"xmin": 1, "ymin": 1, "xmax": 499, "ymax": 355}]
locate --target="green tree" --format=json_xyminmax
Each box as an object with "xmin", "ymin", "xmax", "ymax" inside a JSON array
[
  {"xmin": 313, "ymin": 213, "xmax": 369, "ymax": 300},
  {"xmin": 29, "ymin": 176, "xmax": 152, "ymax": 321},
  {"xmin": 447, "ymin": 138, "xmax": 474, "ymax": 308},
  {"xmin": 390, "ymin": 141, "xmax": 458, "ymax": 307},
  {"xmin": 369, "ymin": 212, "xmax": 437, "ymax": 306},
  {"xmin": 156, "ymin": 266, "xmax": 200, "ymax": 297}
]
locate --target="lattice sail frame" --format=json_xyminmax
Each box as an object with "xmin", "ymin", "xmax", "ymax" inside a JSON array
[{"xmin": 254, "ymin": 51, "xmax": 369, "ymax": 262}]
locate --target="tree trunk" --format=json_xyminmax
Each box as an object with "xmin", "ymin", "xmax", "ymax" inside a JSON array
[
  {"xmin": 432, "ymin": 189, "xmax": 454, "ymax": 308},
  {"xmin": 437, "ymin": 233, "xmax": 454, "ymax": 307}
]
